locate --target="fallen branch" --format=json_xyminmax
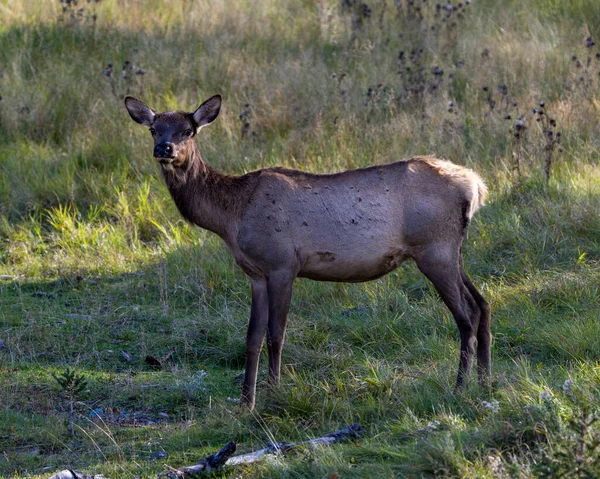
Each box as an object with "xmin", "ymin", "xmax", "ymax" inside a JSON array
[
  {"xmin": 48, "ymin": 424, "xmax": 363, "ymax": 479},
  {"xmin": 165, "ymin": 440, "xmax": 236, "ymax": 476},
  {"xmin": 167, "ymin": 423, "xmax": 363, "ymax": 477}
]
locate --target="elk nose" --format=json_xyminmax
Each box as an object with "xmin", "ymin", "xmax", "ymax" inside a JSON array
[{"xmin": 154, "ymin": 143, "xmax": 173, "ymax": 158}]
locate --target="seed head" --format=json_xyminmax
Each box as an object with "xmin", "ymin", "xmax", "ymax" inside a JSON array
[
  {"xmin": 539, "ymin": 390, "xmax": 552, "ymax": 402},
  {"xmin": 585, "ymin": 36, "xmax": 595, "ymax": 48},
  {"xmin": 431, "ymin": 66, "xmax": 444, "ymax": 76},
  {"xmin": 481, "ymin": 400, "xmax": 500, "ymax": 413}
]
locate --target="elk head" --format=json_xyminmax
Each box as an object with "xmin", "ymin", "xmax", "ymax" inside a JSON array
[{"xmin": 124, "ymin": 95, "xmax": 222, "ymax": 170}]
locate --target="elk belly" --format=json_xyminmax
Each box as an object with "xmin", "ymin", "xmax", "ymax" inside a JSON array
[{"xmin": 298, "ymin": 247, "xmax": 408, "ymax": 282}]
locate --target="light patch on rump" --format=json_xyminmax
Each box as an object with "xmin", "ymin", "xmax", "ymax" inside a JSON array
[{"xmin": 410, "ymin": 156, "xmax": 488, "ymax": 219}]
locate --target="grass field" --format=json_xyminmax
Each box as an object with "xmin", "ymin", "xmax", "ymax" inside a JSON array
[{"xmin": 1, "ymin": 0, "xmax": 600, "ymax": 477}]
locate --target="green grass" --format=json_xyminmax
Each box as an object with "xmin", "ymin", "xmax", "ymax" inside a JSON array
[{"xmin": 1, "ymin": 0, "xmax": 600, "ymax": 477}]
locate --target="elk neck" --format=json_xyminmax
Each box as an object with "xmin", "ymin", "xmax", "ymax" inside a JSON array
[{"xmin": 160, "ymin": 141, "xmax": 249, "ymax": 240}]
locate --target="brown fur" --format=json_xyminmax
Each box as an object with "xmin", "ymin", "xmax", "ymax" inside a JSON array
[{"xmin": 125, "ymin": 95, "xmax": 492, "ymax": 409}]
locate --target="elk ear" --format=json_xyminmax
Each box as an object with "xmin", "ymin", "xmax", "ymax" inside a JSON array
[
  {"xmin": 124, "ymin": 96, "xmax": 155, "ymax": 126},
  {"xmin": 192, "ymin": 95, "xmax": 221, "ymax": 131}
]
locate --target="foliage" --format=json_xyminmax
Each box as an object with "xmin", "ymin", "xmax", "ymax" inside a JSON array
[{"xmin": 52, "ymin": 367, "xmax": 88, "ymax": 398}]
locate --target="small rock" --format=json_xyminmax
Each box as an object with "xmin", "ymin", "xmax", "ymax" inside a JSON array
[
  {"xmin": 27, "ymin": 446, "xmax": 41, "ymax": 457},
  {"xmin": 120, "ymin": 350, "xmax": 132, "ymax": 362},
  {"xmin": 158, "ymin": 412, "xmax": 169, "ymax": 419},
  {"xmin": 49, "ymin": 471, "xmax": 108, "ymax": 479},
  {"xmin": 90, "ymin": 408, "xmax": 105, "ymax": 419},
  {"xmin": 48, "ymin": 472, "xmax": 79, "ymax": 479},
  {"xmin": 0, "ymin": 339, "xmax": 5, "ymax": 351},
  {"xmin": 0, "ymin": 275, "xmax": 13, "ymax": 281},
  {"xmin": 150, "ymin": 450, "xmax": 169, "ymax": 460}
]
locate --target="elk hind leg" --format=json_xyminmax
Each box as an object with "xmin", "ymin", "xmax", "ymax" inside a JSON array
[
  {"xmin": 415, "ymin": 247, "xmax": 481, "ymax": 388},
  {"xmin": 461, "ymin": 269, "xmax": 491, "ymax": 386}
]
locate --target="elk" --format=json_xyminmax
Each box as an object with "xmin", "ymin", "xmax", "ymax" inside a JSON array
[{"xmin": 124, "ymin": 94, "xmax": 491, "ymax": 409}]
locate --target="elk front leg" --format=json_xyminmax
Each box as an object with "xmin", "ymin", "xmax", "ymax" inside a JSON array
[
  {"xmin": 241, "ymin": 278, "xmax": 269, "ymax": 409},
  {"xmin": 266, "ymin": 271, "xmax": 294, "ymax": 384}
]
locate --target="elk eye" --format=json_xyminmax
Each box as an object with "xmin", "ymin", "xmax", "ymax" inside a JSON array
[
  {"xmin": 149, "ymin": 128, "xmax": 156, "ymax": 135},
  {"xmin": 183, "ymin": 128, "xmax": 193, "ymax": 137}
]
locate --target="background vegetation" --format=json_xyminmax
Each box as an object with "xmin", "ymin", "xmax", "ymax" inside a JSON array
[{"xmin": 0, "ymin": 0, "xmax": 599, "ymax": 477}]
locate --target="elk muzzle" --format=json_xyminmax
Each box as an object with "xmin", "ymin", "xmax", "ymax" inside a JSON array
[{"xmin": 154, "ymin": 143, "xmax": 174, "ymax": 162}]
